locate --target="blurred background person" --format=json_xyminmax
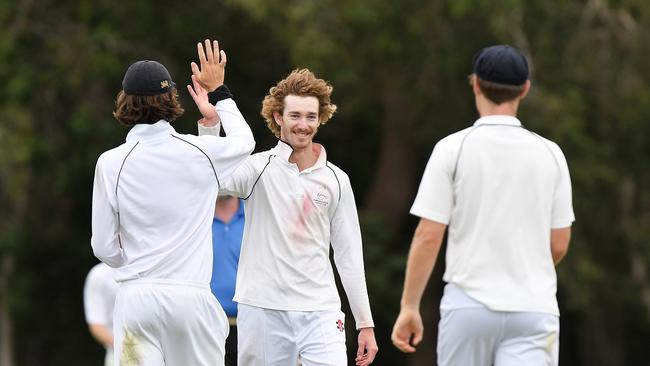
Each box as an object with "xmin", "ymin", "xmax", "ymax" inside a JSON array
[
  {"xmin": 83, "ymin": 262, "xmax": 118, "ymax": 366},
  {"xmin": 210, "ymin": 195, "xmax": 245, "ymax": 366}
]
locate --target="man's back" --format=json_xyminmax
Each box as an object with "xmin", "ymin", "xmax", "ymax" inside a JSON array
[
  {"xmin": 94, "ymin": 122, "xmax": 220, "ymax": 284},
  {"xmin": 411, "ymin": 115, "xmax": 574, "ymax": 314}
]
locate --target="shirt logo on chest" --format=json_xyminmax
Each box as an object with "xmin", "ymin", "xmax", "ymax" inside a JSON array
[{"xmin": 312, "ymin": 190, "xmax": 330, "ymax": 208}]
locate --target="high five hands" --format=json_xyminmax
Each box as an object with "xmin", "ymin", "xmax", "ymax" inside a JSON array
[
  {"xmin": 192, "ymin": 39, "xmax": 227, "ymax": 92},
  {"xmin": 187, "ymin": 39, "xmax": 226, "ymax": 126}
]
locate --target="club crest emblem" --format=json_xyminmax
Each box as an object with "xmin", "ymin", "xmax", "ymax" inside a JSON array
[
  {"xmin": 312, "ymin": 188, "xmax": 329, "ymax": 208},
  {"xmin": 160, "ymin": 80, "xmax": 170, "ymax": 89}
]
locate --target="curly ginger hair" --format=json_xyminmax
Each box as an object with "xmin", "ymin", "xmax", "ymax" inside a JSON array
[{"xmin": 261, "ymin": 69, "xmax": 337, "ymax": 138}]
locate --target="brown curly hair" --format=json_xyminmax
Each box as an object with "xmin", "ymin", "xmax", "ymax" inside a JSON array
[
  {"xmin": 113, "ymin": 89, "xmax": 184, "ymax": 127},
  {"xmin": 261, "ymin": 68, "xmax": 337, "ymax": 138}
]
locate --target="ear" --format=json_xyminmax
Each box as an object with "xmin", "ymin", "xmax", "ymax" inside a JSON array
[
  {"xmin": 471, "ymin": 74, "xmax": 482, "ymax": 96},
  {"xmin": 273, "ymin": 111, "xmax": 283, "ymax": 126},
  {"xmin": 520, "ymin": 80, "xmax": 531, "ymax": 99}
]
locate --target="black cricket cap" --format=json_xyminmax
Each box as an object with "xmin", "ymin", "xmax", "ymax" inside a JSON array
[
  {"xmin": 472, "ymin": 45, "xmax": 529, "ymax": 86},
  {"xmin": 122, "ymin": 60, "xmax": 176, "ymax": 96}
]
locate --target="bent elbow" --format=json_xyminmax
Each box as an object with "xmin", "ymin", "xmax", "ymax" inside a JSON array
[{"xmin": 91, "ymin": 238, "xmax": 125, "ymax": 267}]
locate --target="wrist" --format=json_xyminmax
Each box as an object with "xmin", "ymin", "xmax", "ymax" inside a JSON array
[
  {"xmin": 198, "ymin": 117, "xmax": 220, "ymax": 127},
  {"xmin": 400, "ymin": 299, "xmax": 420, "ymax": 312},
  {"xmin": 208, "ymin": 84, "xmax": 233, "ymax": 104}
]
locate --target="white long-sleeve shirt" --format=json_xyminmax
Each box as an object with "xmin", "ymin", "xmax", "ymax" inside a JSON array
[
  {"xmin": 218, "ymin": 140, "xmax": 374, "ymax": 329},
  {"xmin": 91, "ymin": 98, "xmax": 254, "ymax": 284}
]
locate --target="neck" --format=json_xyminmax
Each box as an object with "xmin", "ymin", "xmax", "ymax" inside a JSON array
[
  {"xmin": 214, "ymin": 196, "xmax": 239, "ymax": 224},
  {"xmin": 288, "ymin": 142, "xmax": 319, "ymax": 172},
  {"xmin": 476, "ymin": 97, "xmax": 519, "ymax": 117}
]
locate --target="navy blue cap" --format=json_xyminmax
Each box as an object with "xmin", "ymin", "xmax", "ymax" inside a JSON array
[
  {"xmin": 122, "ymin": 60, "xmax": 176, "ymax": 96},
  {"xmin": 472, "ymin": 45, "xmax": 529, "ymax": 86}
]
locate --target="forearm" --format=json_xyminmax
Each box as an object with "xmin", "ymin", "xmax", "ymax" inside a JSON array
[
  {"xmin": 332, "ymin": 231, "xmax": 374, "ymax": 328},
  {"xmin": 215, "ymin": 98, "xmax": 254, "ymax": 148},
  {"xmin": 400, "ymin": 219, "xmax": 445, "ymax": 310},
  {"xmin": 331, "ymin": 186, "xmax": 374, "ymax": 329},
  {"xmin": 338, "ymin": 266, "xmax": 374, "ymax": 329}
]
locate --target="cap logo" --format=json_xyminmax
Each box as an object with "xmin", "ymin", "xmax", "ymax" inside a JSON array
[{"xmin": 160, "ymin": 80, "xmax": 170, "ymax": 89}]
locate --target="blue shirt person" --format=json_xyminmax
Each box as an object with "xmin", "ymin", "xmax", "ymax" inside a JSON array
[{"xmin": 210, "ymin": 195, "xmax": 245, "ymax": 365}]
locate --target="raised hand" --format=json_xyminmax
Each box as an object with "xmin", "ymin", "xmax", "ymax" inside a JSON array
[
  {"xmin": 191, "ymin": 39, "xmax": 227, "ymax": 92},
  {"xmin": 187, "ymin": 75, "xmax": 219, "ymax": 127}
]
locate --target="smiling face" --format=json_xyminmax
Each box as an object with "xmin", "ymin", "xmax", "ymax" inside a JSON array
[{"xmin": 274, "ymin": 95, "xmax": 320, "ymax": 150}]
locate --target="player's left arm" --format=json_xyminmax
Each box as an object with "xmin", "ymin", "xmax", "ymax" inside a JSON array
[
  {"xmin": 550, "ymin": 142, "xmax": 574, "ymax": 265},
  {"xmin": 330, "ymin": 177, "xmax": 378, "ymax": 365}
]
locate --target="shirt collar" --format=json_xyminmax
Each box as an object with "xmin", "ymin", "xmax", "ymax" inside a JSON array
[
  {"xmin": 272, "ymin": 140, "xmax": 328, "ymax": 171},
  {"xmin": 473, "ymin": 115, "xmax": 522, "ymax": 127},
  {"xmin": 126, "ymin": 120, "xmax": 176, "ymax": 142}
]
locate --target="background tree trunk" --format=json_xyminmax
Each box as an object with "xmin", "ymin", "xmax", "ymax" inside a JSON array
[{"xmin": 0, "ymin": 255, "xmax": 15, "ymax": 366}]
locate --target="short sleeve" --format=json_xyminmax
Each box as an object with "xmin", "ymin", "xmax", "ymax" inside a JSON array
[
  {"xmin": 550, "ymin": 144, "xmax": 575, "ymax": 228},
  {"xmin": 410, "ymin": 140, "xmax": 455, "ymax": 225}
]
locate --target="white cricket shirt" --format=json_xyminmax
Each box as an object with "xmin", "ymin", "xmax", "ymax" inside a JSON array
[
  {"xmin": 219, "ymin": 141, "xmax": 374, "ymax": 329},
  {"xmin": 91, "ymin": 99, "xmax": 255, "ymax": 284},
  {"xmin": 411, "ymin": 115, "xmax": 575, "ymax": 315},
  {"xmin": 83, "ymin": 262, "xmax": 119, "ymax": 332}
]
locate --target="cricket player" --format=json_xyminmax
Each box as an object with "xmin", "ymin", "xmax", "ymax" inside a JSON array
[
  {"xmin": 91, "ymin": 40, "xmax": 254, "ymax": 365},
  {"xmin": 196, "ymin": 68, "xmax": 378, "ymax": 366},
  {"xmin": 83, "ymin": 262, "xmax": 119, "ymax": 366},
  {"xmin": 391, "ymin": 45, "xmax": 574, "ymax": 366}
]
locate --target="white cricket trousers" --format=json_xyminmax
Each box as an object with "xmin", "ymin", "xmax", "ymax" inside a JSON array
[
  {"xmin": 113, "ymin": 279, "xmax": 229, "ymax": 366},
  {"xmin": 437, "ymin": 288, "xmax": 560, "ymax": 366},
  {"xmin": 237, "ymin": 304, "xmax": 347, "ymax": 366}
]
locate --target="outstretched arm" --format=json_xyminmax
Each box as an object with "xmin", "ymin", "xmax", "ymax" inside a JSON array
[
  {"xmin": 188, "ymin": 38, "xmax": 255, "ymax": 181},
  {"xmin": 391, "ymin": 218, "xmax": 446, "ymax": 353}
]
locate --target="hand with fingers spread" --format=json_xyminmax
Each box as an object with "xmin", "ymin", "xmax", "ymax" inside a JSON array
[
  {"xmin": 191, "ymin": 39, "xmax": 227, "ymax": 92},
  {"xmin": 187, "ymin": 75, "xmax": 219, "ymax": 127},
  {"xmin": 391, "ymin": 308, "xmax": 423, "ymax": 353},
  {"xmin": 355, "ymin": 327, "xmax": 378, "ymax": 366}
]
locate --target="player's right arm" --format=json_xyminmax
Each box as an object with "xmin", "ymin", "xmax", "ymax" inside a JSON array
[
  {"xmin": 187, "ymin": 38, "xmax": 255, "ymax": 181},
  {"xmin": 91, "ymin": 157, "xmax": 125, "ymax": 267},
  {"xmin": 392, "ymin": 140, "xmax": 454, "ymax": 353}
]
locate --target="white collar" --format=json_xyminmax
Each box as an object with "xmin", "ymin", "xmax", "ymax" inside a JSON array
[
  {"xmin": 473, "ymin": 115, "xmax": 522, "ymax": 127},
  {"xmin": 126, "ymin": 120, "xmax": 175, "ymax": 143},
  {"xmin": 273, "ymin": 140, "xmax": 328, "ymax": 171}
]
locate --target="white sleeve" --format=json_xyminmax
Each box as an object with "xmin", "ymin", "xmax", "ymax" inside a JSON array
[
  {"xmin": 83, "ymin": 266, "xmax": 110, "ymax": 326},
  {"xmin": 197, "ymin": 98, "xmax": 255, "ymax": 181},
  {"xmin": 90, "ymin": 157, "xmax": 125, "ymax": 267},
  {"xmin": 219, "ymin": 156, "xmax": 261, "ymax": 198},
  {"xmin": 409, "ymin": 141, "xmax": 454, "ymax": 224},
  {"xmin": 331, "ymin": 179, "xmax": 374, "ymax": 329},
  {"xmin": 551, "ymin": 144, "xmax": 575, "ymax": 228}
]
